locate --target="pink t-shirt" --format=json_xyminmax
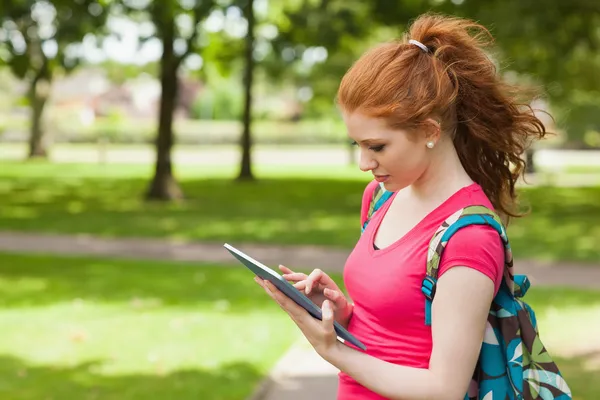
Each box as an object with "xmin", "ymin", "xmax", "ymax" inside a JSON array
[{"xmin": 337, "ymin": 181, "xmax": 505, "ymax": 399}]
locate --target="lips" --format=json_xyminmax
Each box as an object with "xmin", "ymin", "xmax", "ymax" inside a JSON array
[{"xmin": 373, "ymin": 175, "xmax": 389, "ymax": 183}]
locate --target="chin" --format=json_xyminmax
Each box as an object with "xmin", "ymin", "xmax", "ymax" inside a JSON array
[
  {"xmin": 382, "ymin": 182, "xmax": 397, "ymax": 192},
  {"xmin": 382, "ymin": 181, "xmax": 406, "ymax": 192}
]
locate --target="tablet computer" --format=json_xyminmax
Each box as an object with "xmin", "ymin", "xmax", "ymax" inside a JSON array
[{"xmin": 223, "ymin": 243, "xmax": 367, "ymax": 351}]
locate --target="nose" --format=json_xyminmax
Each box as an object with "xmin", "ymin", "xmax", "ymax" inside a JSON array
[{"xmin": 358, "ymin": 149, "xmax": 377, "ymax": 172}]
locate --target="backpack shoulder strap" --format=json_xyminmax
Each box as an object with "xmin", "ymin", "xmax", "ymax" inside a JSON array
[
  {"xmin": 361, "ymin": 181, "xmax": 393, "ymax": 233},
  {"xmin": 421, "ymin": 205, "xmax": 513, "ymax": 325}
]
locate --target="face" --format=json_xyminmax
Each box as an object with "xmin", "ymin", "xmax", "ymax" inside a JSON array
[{"xmin": 343, "ymin": 111, "xmax": 436, "ymax": 192}]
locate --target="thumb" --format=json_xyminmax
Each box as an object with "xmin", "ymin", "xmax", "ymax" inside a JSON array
[{"xmin": 321, "ymin": 300, "xmax": 334, "ymax": 331}]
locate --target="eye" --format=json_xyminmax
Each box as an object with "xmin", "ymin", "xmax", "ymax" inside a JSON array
[
  {"xmin": 350, "ymin": 140, "xmax": 358, "ymax": 146},
  {"xmin": 370, "ymin": 145, "xmax": 385, "ymax": 152}
]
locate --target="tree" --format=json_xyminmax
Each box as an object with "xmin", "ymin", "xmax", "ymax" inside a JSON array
[
  {"xmin": 237, "ymin": 0, "xmax": 255, "ymax": 180},
  {"xmin": 0, "ymin": 0, "xmax": 109, "ymax": 158},
  {"xmin": 120, "ymin": 0, "xmax": 216, "ymax": 200},
  {"xmin": 204, "ymin": 0, "xmax": 286, "ymax": 180}
]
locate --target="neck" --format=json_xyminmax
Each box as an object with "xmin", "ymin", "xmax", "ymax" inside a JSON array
[{"xmin": 409, "ymin": 140, "xmax": 473, "ymax": 202}]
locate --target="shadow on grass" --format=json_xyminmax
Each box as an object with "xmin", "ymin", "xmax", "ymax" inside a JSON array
[
  {"xmin": 0, "ymin": 170, "xmax": 599, "ymax": 262},
  {"xmin": 0, "ymin": 176, "xmax": 366, "ymax": 248},
  {"xmin": 0, "ymin": 253, "xmax": 278, "ymax": 311},
  {"xmin": 0, "ymin": 355, "xmax": 262, "ymax": 400}
]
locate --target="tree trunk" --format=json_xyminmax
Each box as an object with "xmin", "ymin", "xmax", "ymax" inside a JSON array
[
  {"xmin": 237, "ymin": 0, "xmax": 255, "ymax": 181},
  {"xmin": 28, "ymin": 77, "xmax": 49, "ymax": 159},
  {"xmin": 147, "ymin": 20, "xmax": 183, "ymax": 200}
]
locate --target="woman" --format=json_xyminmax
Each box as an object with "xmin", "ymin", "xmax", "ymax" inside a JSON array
[{"xmin": 255, "ymin": 13, "xmax": 548, "ymax": 400}]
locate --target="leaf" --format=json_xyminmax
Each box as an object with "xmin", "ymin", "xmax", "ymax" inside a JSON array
[
  {"xmin": 483, "ymin": 321, "xmax": 499, "ymax": 345},
  {"xmin": 482, "ymin": 391, "xmax": 493, "ymax": 400},
  {"xmin": 496, "ymin": 309, "xmax": 514, "ymax": 318},
  {"xmin": 526, "ymin": 368, "xmax": 541, "ymax": 399},
  {"xmin": 530, "ymin": 382, "xmax": 540, "ymax": 399},
  {"xmin": 522, "ymin": 348, "xmax": 532, "ymax": 367},
  {"xmin": 532, "ymin": 335, "xmax": 543, "ymax": 357},
  {"xmin": 525, "ymin": 366, "xmax": 540, "ymax": 385},
  {"xmin": 532, "ymin": 370, "xmax": 572, "ymax": 397},
  {"xmin": 555, "ymin": 373, "xmax": 572, "ymax": 395},
  {"xmin": 510, "ymin": 341, "xmax": 523, "ymax": 364},
  {"xmin": 531, "ymin": 336, "xmax": 554, "ymax": 364}
]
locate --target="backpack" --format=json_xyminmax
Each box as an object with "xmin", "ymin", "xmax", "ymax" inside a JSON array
[{"xmin": 362, "ymin": 182, "xmax": 572, "ymax": 400}]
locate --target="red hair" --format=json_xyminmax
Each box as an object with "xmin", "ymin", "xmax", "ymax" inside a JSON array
[{"xmin": 337, "ymin": 13, "xmax": 547, "ymax": 221}]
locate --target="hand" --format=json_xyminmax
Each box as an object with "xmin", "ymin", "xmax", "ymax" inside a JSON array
[
  {"xmin": 254, "ymin": 276, "xmax": 340, "ymax": 360},
  {"xmin": 279, "ymin": 266, "xmax": 354, "ymax": 328}
]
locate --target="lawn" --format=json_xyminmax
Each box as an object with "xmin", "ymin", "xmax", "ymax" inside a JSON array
[
  {"xmin": 0, "ymin": 252, "xmax": 598, "ymax": 399},
  {"xmin": 0, "ymin": 161, "xmax": 599, "ymax": 263},
  {"xmin": 0, "ymin": 253, "xmax": 300, "ymax": 400}
]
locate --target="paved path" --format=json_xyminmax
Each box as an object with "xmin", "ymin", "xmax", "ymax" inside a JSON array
[
  {"xmin": 0, "ymin": 231, "xmax": 599, "ymax": 400},
  {"xmin": 1, "ymin": 231, "xmax": 599, "ymax": 288},
  {"xmin": 3, "ymin": 144, "xmax": 600, "ymax": 170}
]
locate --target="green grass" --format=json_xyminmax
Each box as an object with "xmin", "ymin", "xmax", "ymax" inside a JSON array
[
  {"xmin": 0, "ymin": 161, "xmax": 599, "ymax": 263},
  {"xmin": 565, "ymin": 165, "xmax": 600, "ymax": 174},
  {"xmin": 0, "ymin": 157, "xmax": 367, "ymax": 180},
  {"xmin": 0, "ymin": 253, "xmax": 598, "ymax": 399},
  {"xmin": 0, "ymin": 252, "xmax": 301, "ymax": 400}
]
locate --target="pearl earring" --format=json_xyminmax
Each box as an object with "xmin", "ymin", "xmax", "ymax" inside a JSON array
[{"xmin": 426, "ymin": 141, "xmax": 435, "ymax": 149}]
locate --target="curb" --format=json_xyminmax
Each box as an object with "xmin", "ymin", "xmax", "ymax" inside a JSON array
[
  {"xmin": 243, "ymin": 338, "xmax": 340, "ymax": 400},
  {"xmin": 246, "ymin": 376, "xmax": 276, "ymax": 400}
]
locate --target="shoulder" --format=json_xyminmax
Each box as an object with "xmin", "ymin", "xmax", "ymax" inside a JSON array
[
  {"xmin": 437, "ymin": 214, "xmax": 506, "ymax": 296},
  {"xmin": 447, "ymin": 183, "xmax": 495, "ymax": 210},
  {"xmin": 442, "ymin": 223, "xmax": 504, "ymax": 253}
]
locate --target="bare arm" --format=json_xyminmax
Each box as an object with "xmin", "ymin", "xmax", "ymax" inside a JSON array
[{"xmin": 325, "ymin": 267, "xmax": 494, "ymax": 400}]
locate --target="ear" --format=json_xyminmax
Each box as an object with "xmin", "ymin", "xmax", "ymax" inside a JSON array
[{"xmin": 423, "ymin": 118, "xmax": 442, "ymax": 143}]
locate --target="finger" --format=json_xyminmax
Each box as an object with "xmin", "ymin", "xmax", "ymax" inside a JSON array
[
  {"xmin": 324, "ymin": 288, "xmax": 347, "ymax": 308},
  {"xmin": 254, "ymin": 276, "xmax": 265, "ymax": 287},
  {"xmin": 262, "ymin": 281, "xmax": 286, "ymax": 309},
  {"xmin": 321, "ymin": 300, "xmax": 335, "ymax": 333},
  {"xmin": 263, "ymin": 280, "xmax": 283, "ymax": 302},
  {"xmin": 265, "ymin": 281, "xmax": 305, "ymax": 319},
  {"xmin": 256, "ymin": 278, "xmax": 282, "ymax": 305},
  {"xmin": 293, "ymin": 281, "xmax": 307, "ymax": 290},
  {"xmin": 259, "ymin": 278, "xmax": 275, "ymax": 296},
  {"xmin": 282, "ymin": 272, "xmax": 308, "ymax": 282},
  {"xmin": 305, "ymin": 269, "xmax": 330, "ymax": 295},
  {"xmin": 278, "ymin": 265, "xmax": 295, "ymax": 274}
]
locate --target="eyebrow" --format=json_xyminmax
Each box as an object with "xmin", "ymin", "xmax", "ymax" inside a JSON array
[{"xmin": 352, "ymin": 138, "xmax": 386, "ymax": 145}]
